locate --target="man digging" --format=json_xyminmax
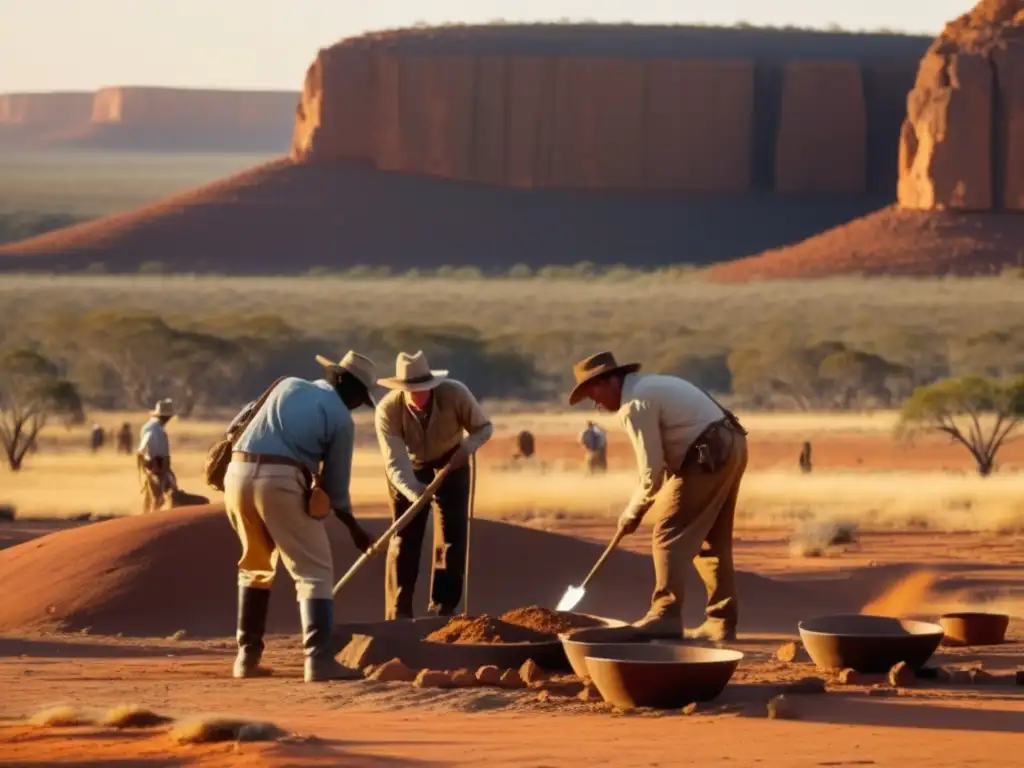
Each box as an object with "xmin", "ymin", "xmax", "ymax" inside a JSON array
[
  {"xmin": 568, "ymin": 352, "xmax": 748, "ymax": 642},
  {"xmin": 375, "ymin": 350, "xmax": 493, "ymax": 620},
  {"xmin": 137, "ymin": 399, "xmax": 177, "ymax": 513},
  {"xmin": 223, "ymin": 351, "xmax": 376, "ymax": 683}
]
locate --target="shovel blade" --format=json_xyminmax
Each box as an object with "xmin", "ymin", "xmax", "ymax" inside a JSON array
[{"xmin": 556, "ymin": 585, "xmax": 585, "ymax": 613}]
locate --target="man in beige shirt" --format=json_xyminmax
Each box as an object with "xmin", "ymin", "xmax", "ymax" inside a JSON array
[
  {"xmin": 375, "ymin": 350, "xmax": 494, "ymax": 619},
  {"xmin": 568, "ymin": 351, "xmax": 748, "ymax": 642}
]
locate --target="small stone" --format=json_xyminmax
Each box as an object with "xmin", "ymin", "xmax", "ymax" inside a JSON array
[
  {"xmin": 1015, "ymin": 669, "xmax": 1024, "ymax": 686},
  {"xmin": 888, "ymin": 661, "xmax": 915, "ymax": 688},
  {"xmin": 498, "ymin": 669, "xmax": 526, "ymax": 690},
  {"xmin": 369, "ymin": 659, "xmax": 417, "ymax": 683},
  {"xmin": 169, "ymin": 630, "xmax": 187, "ymax": 641},
  {"xmin": 782, "ymin": 676, "xmax": 827, "ymax": 695},
  {"xmin": 681, "ymin": 702, "xmax": 698, "ymax": 715},
  {"xmin": 775, "ymin": 642, "xmax": 800, "ymax": 663},
  {"xmin": 450, "ymin": 668, "xmax": 480, "ymax": 688},
  {"xmin": 519, "ymin": 659, "xmax": 548, "ymax": 686},
  {"xmin": 413, "ymin": 669, "xmax": 453, "ymax": 689},
  {"xmin": 837, "ymin": 668, "xmax": 866, "ymax": 685},
  {"xmin": 535, "ymin": 679, "xmax": 584, "ymax": 697},
  {"xmin": 475, "ymin": 665, "xmax": 503, "ymax": 686},
  {"xmin": 578, "ymin": 683, "xmax": 602, "ymax": 702},
  {"xmin": 766, "ymin": 694, "xmax": 798, "ymax": 720},
  {"xmin": 969, "ymin": 668, "xmax": 993, "ymax": 685}
]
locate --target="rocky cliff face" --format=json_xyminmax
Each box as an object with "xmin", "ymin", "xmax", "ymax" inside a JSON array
[
  {"xmin": 898, "ymin": 0, "xmax": 1024, "ymax": 210},
  {"xmin": 293, "ymin": 26, "xmax": 928, "ymax": 197}
]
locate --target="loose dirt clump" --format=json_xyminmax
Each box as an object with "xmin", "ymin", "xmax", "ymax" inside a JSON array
[
  {"xmin": 499, "ymin": 606, "xmax": 604, "ymax": 635},
  {"xmin": 425, "ymin": 615, "xmax": 552, "ymax": 644}
]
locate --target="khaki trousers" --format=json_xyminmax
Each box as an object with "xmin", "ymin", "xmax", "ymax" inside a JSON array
[
  {"xmin": 646, "ymin": 426, "xmax": 747, "ymax": 633},
  {"xmin": 223, "ymin": 461, "xmax": 334, "ymax": 601}
]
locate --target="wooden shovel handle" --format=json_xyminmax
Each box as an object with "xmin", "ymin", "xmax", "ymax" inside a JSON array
[{"xmin": 580, "ymin": 528, "xmax": 627, "ymax": 590}]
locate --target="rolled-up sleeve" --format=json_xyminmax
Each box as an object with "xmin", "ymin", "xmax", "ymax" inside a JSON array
[
  {"xmin": 620, "ymin": 400, "xmax": 665, "ymax": 521},
  {"xmin": 375, "ymin": 403, "xmax": 425, "ymax": 503},
  {"xmin": 453, "ymin": 383, "xmax": 493, "ymax": 454},
  {"xmin": 321, "ymin": 410, "xmax": 354, "ymax": 511}
]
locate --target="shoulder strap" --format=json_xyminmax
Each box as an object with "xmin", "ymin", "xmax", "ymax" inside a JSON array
[
  {"xmin": 692, "ymin": 381, "xmax": 748, "ymax": 435},
  {"xmin": 228, "ymin": 376, "xmax": 288, "ymax": 447}
]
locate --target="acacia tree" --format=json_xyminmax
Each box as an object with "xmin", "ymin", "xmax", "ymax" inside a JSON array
[
  {"xmin": 898, "ymin": 376, "xmax": 1024, "ymax": 476},
  {"xmin": 0, "ymin": 349, "xmax": 83, "ymax": 471}
]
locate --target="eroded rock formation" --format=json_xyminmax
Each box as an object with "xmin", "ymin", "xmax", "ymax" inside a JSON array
[
  {"xmin": 292, "ymin": 27, "xmax": 928, "ymax": 197},
  {"xmin": 898, "ymin": 0, "xmax": 1024, "ymax": 210}
]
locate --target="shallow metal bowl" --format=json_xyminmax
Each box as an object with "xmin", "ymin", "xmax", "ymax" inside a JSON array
[
  {"xmin": 798, "ymin": 614, "xmax": 944, "ymax": 673},
  {"xmin": 584, "ymin": 644, "xmax": 743, "ymax": 709},
  {"xmin": 939, "ymin": 612, "xmax": 1010, "ymax": 647}
]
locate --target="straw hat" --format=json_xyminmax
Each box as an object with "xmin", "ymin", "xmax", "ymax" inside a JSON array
[
  {"xmin": 315, "ymin": 351, "xmax": 378, "ymax": 406},
  {"xmin": 377, "ymin": 351, "xmax": 448, "ymax": 392},
  {"xmin": 568, "ymin": 351, "xmax": 641, "ymax": 405},
  {"xmin": 151, "ymin": 399, "xmax": 175, "ymax": 418}
]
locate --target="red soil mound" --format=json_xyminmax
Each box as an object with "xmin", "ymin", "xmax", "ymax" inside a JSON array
[
  {"xmin": 498, "ymin": 606, "xmax": 604, "ymax": 634},
  {"xmin": 0, "ymin": 159, "xmax": 885, "ymax": 274},
  {"xmin": 705, "ymin": 206, "xmax": 1024, "ymax": 280},
  {"xmin": 424, "ymin": 616, "xmax": 550, "ymax": 644},
  {"xmin": 0, "ymin": 505, "xmax": 888, "ymax": 638}
]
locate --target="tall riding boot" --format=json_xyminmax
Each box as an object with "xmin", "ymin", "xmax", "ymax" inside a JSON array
[
  {"xmin": 233, "ymin": 586, "xmax": 272, "ymax": 679},
  {"xmin": 300, "ymin": 599, "xmax": 362, "ymax": 683}
]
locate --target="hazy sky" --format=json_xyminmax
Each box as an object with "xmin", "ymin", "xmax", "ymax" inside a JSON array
[{"xmin": 1, "ymin": 0, "xmax": 968, "ymax": 92}]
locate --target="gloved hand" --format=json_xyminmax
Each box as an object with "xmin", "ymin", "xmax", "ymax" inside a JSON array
[
  {"xmin": 617, "ymin": 510, "xmax": 642, "ymax": 536},
  {"xmin": 448, "ymin": 444, "xmax": 472, "ymax": 470}
]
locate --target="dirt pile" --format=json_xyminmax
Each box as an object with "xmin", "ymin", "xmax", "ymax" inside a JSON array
[
  {"xmin": 424, "ymin": 616, "xmax": 551, "ymax": 644},
  {"xmin": 0, "ymin": 505, "xmax": 876, "ymax": 638},
  {"xmin": 899, "ymin": 0, "xmax": 1024, "ymax": 211},
  {"xmin": 498, "ymin": 607, "xmax": 604, "ymax": 635}
]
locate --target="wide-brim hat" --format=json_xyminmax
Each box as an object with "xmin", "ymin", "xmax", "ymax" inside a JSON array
[
  {"xmin": 316, "ymin": 351, "xmax": 378, "ymax": 407},
  {"xmin": 568, "ymin": 351, "xmax": 641, "ymax": 405},
  {"xmin": 151, "ymin": 398, "xmax": 174, "ymax": 417},
  {"xmin": 377, "ymin": 350, "xmax": 448, "ymax": 392}
]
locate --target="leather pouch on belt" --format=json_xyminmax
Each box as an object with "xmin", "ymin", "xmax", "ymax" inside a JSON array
[{"xmin": 306, "ymin": 473, "xmax": 332, "ymax": 520}]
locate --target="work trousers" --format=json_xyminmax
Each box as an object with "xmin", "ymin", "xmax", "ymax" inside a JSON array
[
  {"xmin": 223, "ymin": 461, "xmax": 334, "ymax": 601},
  {"xmin": 384, "ymin": 459, "xmax": 474, "ymax": 619},
  {"xmin": 584, "ymin": 447, "xmax": 608, "ymax": 474},
  {"xmin": 646, "ymin": 424, "xmax": 747, "ymax": 634},
  {"xmin": 139, "ymin": 457, "xmax": 175, "ymax": 514}
]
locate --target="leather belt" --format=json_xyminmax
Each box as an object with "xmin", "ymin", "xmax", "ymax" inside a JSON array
[{"xmin": 232, "ymin": 451, "xmax": 308, "ymax": 473}]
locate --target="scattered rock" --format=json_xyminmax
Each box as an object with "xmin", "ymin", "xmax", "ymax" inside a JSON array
[
  {"xmin": 535, "ymin": 679, "xmax": 584, "ymax": 697},
  {"xmin": 888, "ymin": 661, "xmax": 915, "ymax": 688},
  {"xmin": 536, "ymin": 690, "xmax": 552, "ymax": 703},
  {"xmin": 475, "ymin": 665, "xmax": 503, "ymax": 686},
  {"xmin": 782, "ymin": 676, "xmax": 827, "ymax": 695},
  {"xmin": 578, "ymin": 683, "xmax": 603, "ymax": 702},
  {"xmin": 837, "ymin": 668, "xmax": 866, "ymax": 685},
  {"xmin": 681, "ymin": 702, "xmax": 698, "ymax": 715},
  {"xmin": 450, "ymin": 668, "xmax": 481, "ymax": 688},
  {"xmin": 775, "ymin": 642, "xmax": 800, "ymax": 663},
  {"xmin": 766, "ymin": 695, "xmax": 798, "ymax": 720},
  {"xmin": 369, "ymin": 659, "xmax": 417, "ymax": 683},
  {"xmin": 498, "ymin": 669, "xmax": 526, "ymax": 690},
  {"xmin": 519, "ymin": 659, "xmax": 548, "ymax": 686},
  {"xmin": 413, "ymin": 669, "xmax": 453, "ymax": 689}
]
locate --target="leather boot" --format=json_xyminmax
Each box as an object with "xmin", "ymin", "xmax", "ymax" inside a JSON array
[
  {"xmin": 683, "ymin": 619, "xmax": 737, "ymax": 644},
  {"xmin": 233, "ymin": 586, "xmax": 272, "ymax": 679},
  {"xmin": 300, "ymin": 599, "xmax": 363, "ymax": 683},
  {"xmin": 631, "ymin": 610, "xmax": 683, "ymax": 638}
]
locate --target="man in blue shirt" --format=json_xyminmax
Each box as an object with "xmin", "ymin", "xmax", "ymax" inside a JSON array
[{"xmin": 224, "ymin": 351, "xmax": 376, "ymax": 683}]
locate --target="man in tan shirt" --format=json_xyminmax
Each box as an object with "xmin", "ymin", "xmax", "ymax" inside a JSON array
[
  {"xmin": 375, "ymin": 350, "xmax": 494, "ymax": 619},
  {"xmin": 568, "ymin": 351, "xmax": 748, "ymax": 642}
]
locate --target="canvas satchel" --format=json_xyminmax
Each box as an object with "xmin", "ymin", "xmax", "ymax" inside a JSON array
[{"xmin": 204, "ymin": 377, "xmax": 287, "ymax": 492}]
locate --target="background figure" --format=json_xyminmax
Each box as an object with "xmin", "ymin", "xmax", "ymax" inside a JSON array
[
  {"xmin": 90, "ymin": 423, "xmax": 105, "ymax": 453},
  {"xmin": 579, "ymin": 420, "xmax": 608, "ymax": 474},
  {"xmin": 137, "ymin": 400, "xmax": 177, "ymax": 513},
  {"xmin": 117, "ymin": 422, "xmax": 134, "ymax": 455},
  {"xmin": 799, "ymin": 441, "xmax": 813, "ymax": 474},
  {"xmin": 513, "ymin": 429, "xmax": 535, "ymax": 461}
]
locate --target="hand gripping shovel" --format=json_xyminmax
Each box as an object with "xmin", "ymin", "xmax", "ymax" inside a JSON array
[
  {"xmin": 556, "ymin": 527, "xmax": 627, "ymax": 612},
  {"xmin": 332, "ymin": 464, "xmax": 452, "ymax": 598}
]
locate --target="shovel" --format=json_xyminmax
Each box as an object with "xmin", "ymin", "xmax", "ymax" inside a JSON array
[
  {"xmin": 332, "ymin": 464, "xmax": 452, "ymax": 598},
  {"xmin": 556, "ymin": 527, "xmax": 627, "ymax": 612}
]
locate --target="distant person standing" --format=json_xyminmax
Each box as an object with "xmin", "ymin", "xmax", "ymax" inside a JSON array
[
  {"xmin": 579, "ymin": 420, "xmax": 608, "ymax": 474},
  {"xmin": 375, "ymin": 351, "xmax": 494, "ymax": 620},
  {"xmin": 117, "ymin": 422, "xmax": 134, "ymax": 455},
  {"xmin": 90, "ymin": 423, "xmax": 105, "ymax": 453},
  {"xmin": 799, "ymin": 441, "xmax": 813, "ymax": 474},
  {"xmin": 513, "ymin": 429, "xmax": 535, "ymax": 461},
  {"xmin": 137, "ymin": 400, "xmax": 177, "ymax": 513}
]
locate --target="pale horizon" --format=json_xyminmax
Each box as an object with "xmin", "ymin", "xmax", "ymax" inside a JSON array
[{"xmin": 1, "ymin": 0, "xmax": 968, "ymax": 93}]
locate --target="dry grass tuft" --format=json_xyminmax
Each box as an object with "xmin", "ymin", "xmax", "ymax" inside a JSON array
[
  {"xmin": 170, "ymin": 717, "xmax": 285, "ymax": 744},
  {"xmin": 101, "ymin": 704, "xmax": 174, "ymax": 729},
  {"xmin": 29, "ymin": 706, "xmax": 92, "ymax": 727}
]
